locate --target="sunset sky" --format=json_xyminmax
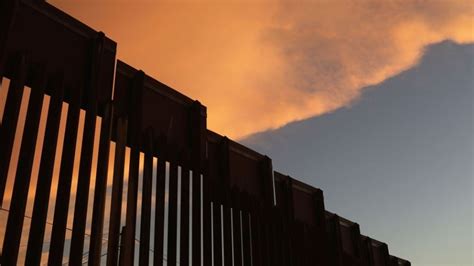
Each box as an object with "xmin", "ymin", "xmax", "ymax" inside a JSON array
[
  {"xmin": 50, "ymin": 0, "xmax": 474, "ymax": 139},
  {"xmin": 0, "ymin": 0, "xmax": 472, "ymax": 265}
]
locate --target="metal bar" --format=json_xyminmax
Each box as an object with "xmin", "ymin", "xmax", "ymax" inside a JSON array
[
  {"xmin": 250, "ymin": 199, "xmax": 263, "ymax": 266},
  {"xmin": 69, "ymin": 33, "xmax": 103, "ymax": 264},
  {"xmin": 218, "ymin": 138, "xmax": 232, "ymax": 266},
  {"xmin": 242, "ymin": 213, "xmax": 251, "ymax": 266},
  {"xmin": 153, "ymin": 153, "xmax": 166, "ymax": 266},
  {"xmin": 180, "ymin": 165, "xmax": 190, "ymax": 266},
  {"xmin": 118, "ymin": 226, "xmax": 127, "ymax": 265},
  {"xmin": 48, "ymin": 84, "xmax": 83, "ymax": 265},
  {"xmin": 2, "ymin": 66, "xmax": 46, "ymax": 265},
  {"xmin": 88, "ymin": 102, "xmax": 113, "ymax": 266},
  {"xmin": 223, "ymin": 204, "xmax": 232, "ymax": 266},
  {"xmin": 212, "ymin": 200, "xmax": 222, "ymax": 266},
  {"xmin": 106, "ymin": 117, "xmax": 128, "ymax": 266},
  {"xmin": 191, "ymin": 169, "xmax": 201, "ymax": 266},
  {"xmin": 0, "ymin": 55, "xmax": 27, "ymax": 206},
  {"xmin": 203, "ymin": 172, "xmax": 212, "ymax": 266},
  {"xmin": 120, "ymin": 146, "xmax": 140, "ymax": 266},
  {"xmin": 190, "ymin": 100, "xmax": 206, "ymax": 266},
  {"xmin": 263, "ymin": 209, "xmax": 273, "ymax": 266},
  {"xmin": 279, "ymin": 206, "xmax": 290, "ymax": 266},
  {"xmin": 120, "ymin": 69, "xmax": 144, "ymax": 266},
  {"xmin": 25, "ymin": 75, "xmax": 64, "ymax": 265},
  {"xmin": 241, "ymin": 195, "xmax": 251, "ymax": 266},
  {"xmin": 231, "ymin": 189, "xmax": 242, "ymax": 266},
  {"xmin": 139, "ymin": 129, "xmax": 153, "ymax": 266},
  {"xmin": 167, "ymin": 162, "xmax": 178, "ymax": 266},
  {"xmin": 68, "ymin": 103, "xmax": 97, "ymax": 264},
  {"xmin": 270, "ymin": 207, "xmax": 281, "ymax": 266}
]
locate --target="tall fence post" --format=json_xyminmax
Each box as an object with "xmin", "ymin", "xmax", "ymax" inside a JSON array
[
  {"xmin": 190, "ymin": 100, "xmax": 207, "ymax": 266},
  {"xmin": 88, "ymin": 101, "xmax": 114, "ymax": 265},
  {"xmin": 153, "ymin": 135, "xmax": 167, "ymax": 266},
  {"xmin": 69, "ymin": 32, "xmax": 106, "ymax": 264},
  {"xmin": 121, "ymin": 70, "xmax": 145, "ymax": 266},
  {"xmin": 106, "ymin": 116, "xmax": 129, "ymax": 266}
]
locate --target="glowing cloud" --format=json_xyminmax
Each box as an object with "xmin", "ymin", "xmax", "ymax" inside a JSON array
[{"xmin": 50, "ymin": 0, "xmax": 474, "ymax": 138}]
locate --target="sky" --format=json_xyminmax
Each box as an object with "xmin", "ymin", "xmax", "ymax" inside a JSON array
[
  {"xmin": 0, "ymin": 0, "xmax": 472, "ymax": 265},
  {"xmin": 244, "ymin": 41, "xmax": 473, "ymax": 266},
  {"xmin": 48, "ymin": 0, "xmax": 474, "ymax": 139}
]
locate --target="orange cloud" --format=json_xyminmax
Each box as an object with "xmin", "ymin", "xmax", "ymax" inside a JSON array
[{"xmin": 48, "ymin": 0, "xmax": 474, "ymax": 139}]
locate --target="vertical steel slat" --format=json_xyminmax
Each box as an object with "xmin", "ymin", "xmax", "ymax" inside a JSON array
[
  {"xmin": 241, "ymin": 194, "xmax": 251, "ymax": 266},
  {"xmin": 270, "ymin": 208, "xmax": 281, "ymax": 266},
  {"xmin": 265, "ymin": 207, "xmax": 279, "ymax": 266},
  {"xmin": 280, "ymin": 208, "xmax": 289, "ymax": 266},
  {"xmin": 120, "ymin": 146, "xmax": 140, "ymax": 266},
  {"xmin": 252, "ymin": 206, "xmax": 266, "ymax": 265},
  {"xmin": 277, "ymin": 207, "xmax": 288, "ymax": 266},
  {"xmin": 180, "ymin": 165, "xmax": 190, "ymax": 266},
  {"xmin": 139, "ymin": 129, "xmax": 153, "ymax": 266},
  {"xmin": 262, "ymin": 203, "xmax": 271, "ymax": 266},
  {"xmin": 211, "ymin": 179, "xmax": 223, "ymax": 266},
  {"xmin": 231, "ymin": 189, "xmax": 242, "ymax": 266},
  {"xmin": 270, "ymin": 208, "xmax": 280, "ymax": 266},
  {"xmin": 119, "ymin": 226, "xmax": 127, "ymax": 264},
  {"xmin": 106, "ymin": 117, "xmax": 128, "ymax": 266},
  {"xmin": 291, "ymin": 221, "xmax": 299, "ymax": 266},
  {"xmin": 69, "ymin": 33, "xmax": 104, "ymax": 264},
  {"xmin": 120, "ymin": 69, "xmax": 144, "ymax": 266},
  {"xmin": 2, "ymin": 67, "xmax": 46, "ymax": 265},
  {"xmin": 253, "ymin": 204, "xmax": 265, "ymax": 266},
  {"xmin": 167, "ymin": 162, "xmax": 179, "ymax": 266},
  {"xmin": 68, "ymin": 103, "xmax": 97, "ymax": 264},
  {"xmin": 25, "ymin": 75, "xmax": 64, "ymax": 265},
  {"xmin": 88, "ymin": 102, "xmax": 113, "ymax": 266},
  {"xmin": 242, "ymin": 213, "xmax": 251, "ymax": 266},
  {"xmin": 190, "ymin": 100, "xmax": 205, "ymax": 266},
  {"xmin": 223, "ymin": 203, "xmax": 232, "ymax": 266},
  {"xmin": 153, "ymin": 153, "xmax": 166, "ymax": 266},
  {"xmin": 212, "ymin": 200, "xmax": 222, "ymax": 266},
  {"xmin": 216, "ymin": 137, "xmax": 232, "ymax": 266},
  {"xmin": 0, "ymin": 55, "xmax": 27, "ymax": 206},
  {"xmin": 276, "ymin": 202, "xmax": 288, "ymax": 266},
  {"xmin": 48, "ymin": 85, "xmax": 83, "ymax": 265},
  {"xmin": 262, "ymin": 209, "xmax": 271, "ymax": 266},
  {"xmin": 248, "ymin": 197, "xmax": 263, "ymax": 265},
  {"xmin": 203, "ymin": 172, "xmax": 213, "ymax": 265},
  {"xmin": 191, "ymin": 169, "xmax": 201, "ymax": 266}
]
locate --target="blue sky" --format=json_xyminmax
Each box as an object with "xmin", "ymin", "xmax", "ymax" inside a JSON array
[{"xmin": 242, "ymin": 41, "xmax": 473, "ymax": 266}]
